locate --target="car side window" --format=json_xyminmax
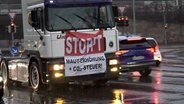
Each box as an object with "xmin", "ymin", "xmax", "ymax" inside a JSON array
[{"xmin": 147, "ymin": 39, "xmax": 157, "ymax": 47}]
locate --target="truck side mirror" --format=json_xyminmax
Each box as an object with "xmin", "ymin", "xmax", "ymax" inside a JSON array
[
  {"xmin": 30, "ymin": 10, "xmax": 41, "ymax": 29},
  {"xmin": 112, "ymin": 6, "xmax": 119, "ymax": 18}
]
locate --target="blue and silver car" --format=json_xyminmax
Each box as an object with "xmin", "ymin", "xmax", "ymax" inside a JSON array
[{"xmin": 116, "ymin": 35, "xmax": 157, "ymax": 76}]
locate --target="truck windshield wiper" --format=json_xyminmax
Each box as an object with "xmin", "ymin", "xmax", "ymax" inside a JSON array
[
  {"xmin": 87, "ymin": 13, "xmax": 105, "ymax": 24},
  {"xmin": 55, "ymin": 14, "xmax": 76, "ymax": 31},
  {"xmin": 91, "ymin": 15, "xmax": 111, "ymax": 29},
  {"xmin": 73, "ymin": 13, "xmax": 95, "ymax": 30}
]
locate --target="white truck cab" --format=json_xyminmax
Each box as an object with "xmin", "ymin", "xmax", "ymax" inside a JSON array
[{"xmin": 1, "ymin": 0, "xmax": 121, "ymax": 90}]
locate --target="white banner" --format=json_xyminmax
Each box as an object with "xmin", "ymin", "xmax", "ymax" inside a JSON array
[
  {"xmin": 64, "ymin": 30, "xmax": 106, "ymax": 77},
  {"xmin": 65, "ymin": 53, "xmax": 106, "ymax": 77}
]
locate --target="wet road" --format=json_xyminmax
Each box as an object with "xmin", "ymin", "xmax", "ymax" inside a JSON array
[
  {"xmin": 1, "ymin": 48, "xmax": 184, "ymax": 104},
  {"xmin": 1, "ymin": 65, "xmax": 184, "ymax": 104}
]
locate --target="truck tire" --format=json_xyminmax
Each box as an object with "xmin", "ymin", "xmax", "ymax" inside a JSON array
[
  {"xmin": 139, "ymin": 68, "xmax": 152, "ymax": 76},
  {"xmin": 29, "ymin": 62, "xmax": 43, "ymax": 91},
  {"xmin": 0, "ymin": 88, "xmax": 3, "ymax": 99},
  {"xmin": 0, "ymin": 60, "xmax": 9, "ymax": 86}
]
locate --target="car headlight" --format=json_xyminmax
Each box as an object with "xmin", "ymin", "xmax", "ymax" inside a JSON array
[{"xmin": 109, "ymin": 59, "xmax": 118, "ymax": 65}]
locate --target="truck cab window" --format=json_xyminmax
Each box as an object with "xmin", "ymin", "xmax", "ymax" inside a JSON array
[{"xmin": 45, "ymin": 5, "xmax": 115, "ymax": 31}]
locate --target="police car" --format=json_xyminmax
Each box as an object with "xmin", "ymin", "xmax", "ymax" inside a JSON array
[
  {"xmin": 0, "ymin": 49, "xmax": 4, "ymax": 98},
  {"xmin": 116, "ymin": 35, "xmax": 158, "ymax": 76}
]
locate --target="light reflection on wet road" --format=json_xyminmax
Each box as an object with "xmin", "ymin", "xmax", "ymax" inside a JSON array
[{"xmin": 1, "ymin": 65, "xmax": 184, "ymax": 104}]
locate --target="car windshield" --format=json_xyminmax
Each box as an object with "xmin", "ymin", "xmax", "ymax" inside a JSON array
[
  {"xmin": 45, "ymin": 5, "xmax": 115, "ymax": 31},
  {"xmin": 119, "ymin": 39, "xmax": 151, "ymax": 50}
]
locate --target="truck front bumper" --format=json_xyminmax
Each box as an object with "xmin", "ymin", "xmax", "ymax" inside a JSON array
[{"xmin": 42, "ymin": 53, "xmax": 120, "ymax": 84}]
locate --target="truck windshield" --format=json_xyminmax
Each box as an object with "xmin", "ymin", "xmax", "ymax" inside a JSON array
[{"xmin": 45, "ymin": 5, "xmax": 115, "ymax": 31}]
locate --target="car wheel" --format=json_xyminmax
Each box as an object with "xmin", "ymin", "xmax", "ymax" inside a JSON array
[
  {"xmin": 139, "ymin": 68, "xmax": 152, "ymax": 76},
  {"xmin": 156, "ymin": 61, "xmax": 161, "ymax": 67},
  {"xmin": 0, "ymin": 60, "xmax": 9, "ymax": 86}
]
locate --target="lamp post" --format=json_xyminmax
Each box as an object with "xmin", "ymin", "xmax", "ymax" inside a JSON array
[
  {"xmin": 163, "ymin": 1, "xmax": 168, "ymax": 46},
  {"xmin": 21, "ymin": 0, "xmax": 27, "ymax": 37},
  {"xmin": 132, "ymin": 0, "xmax": 136, "ymax": 35}
]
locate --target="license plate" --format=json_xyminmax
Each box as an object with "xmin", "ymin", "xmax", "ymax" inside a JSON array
[{"xmin": 132, "ymin": 56, "xmax": 145, "ymax": 60}]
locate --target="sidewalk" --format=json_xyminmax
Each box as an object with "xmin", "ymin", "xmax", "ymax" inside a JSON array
[
  {"xmin": 160, "ymin": 44, "xmax": 184, "ymax": 49},
  {"xmin": 160, "ymin": 44, "xmax": 184, "ymax": 66},
  {"xmin": 160, "ymin": 44, "xmax": 184, "ymax": 55}
]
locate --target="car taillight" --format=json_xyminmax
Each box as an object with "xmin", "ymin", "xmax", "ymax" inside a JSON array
[
  {"xmin": 147, "ymin": 47, "xmax": 155, "ymax": 53},
  {"xmin": 115, "ymin": 50, "xmax": 129, "ymax": 56},
  {"xmin": 147, "ymin": 46, "xmax": 159, "ymax": 53},
  {"xmin": 155, "ymin": 46, "xmax": 159, "ymax": 52}
]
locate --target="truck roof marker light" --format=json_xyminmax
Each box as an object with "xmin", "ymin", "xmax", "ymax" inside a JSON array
[{"xmin": 49, "ymin": 0, "xmax": 54, "ymax": 3}]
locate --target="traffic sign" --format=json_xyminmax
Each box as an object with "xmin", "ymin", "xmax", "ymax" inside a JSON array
[
  {"xmin": 9, "ymin": 12, "xmax": 16, "ymax": 19},
  {"xmin": 10, "ymin": 46, "xmax": 19, "ymax": 56}
]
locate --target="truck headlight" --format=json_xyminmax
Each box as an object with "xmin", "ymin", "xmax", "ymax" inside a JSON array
[
  {"xmin": 53, "ymin": 64, "xmax": 64, "ymax": 71},
  {"xmin": 50, "ymin": 64, "xmax": 64, "ymax": 71},
  {"xmin": 55, "ymin": 73, "xmax": 63, "ymax": 78},
  {"xmin": 111, "ymin": 67, "xmax": 118, "ymax": 72},
  {"xmin": 0, "ymin": 76, "xmax": 3, "ymax": 82},
  {"xmin": 109, "ymin": 59, "xmax": 118, "ymax": 65}
]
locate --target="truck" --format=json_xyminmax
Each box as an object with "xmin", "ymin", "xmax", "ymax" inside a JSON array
[
  {"xmin": 0, "ymin": 0, "xmax": 120, "ymax": 90},
  {"xmin": 0, "ymin": 49, "xmax": 4, "ymax": 98}
]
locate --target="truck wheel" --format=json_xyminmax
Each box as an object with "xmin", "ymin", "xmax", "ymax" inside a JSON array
[
  {"xmin": 0, "ymin": 60, "xmax": 9, "ymax": 86},
  {"xmin": 0, "ymin": 88, "xmax": 3, "ymax": 99},
  {"xmin": 29, "ymin": 62, "xmax": 42, "ymax": 91},
  {"xmin": 139, "ymin": 68, "xmax": 152, "ymax": 76}
]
